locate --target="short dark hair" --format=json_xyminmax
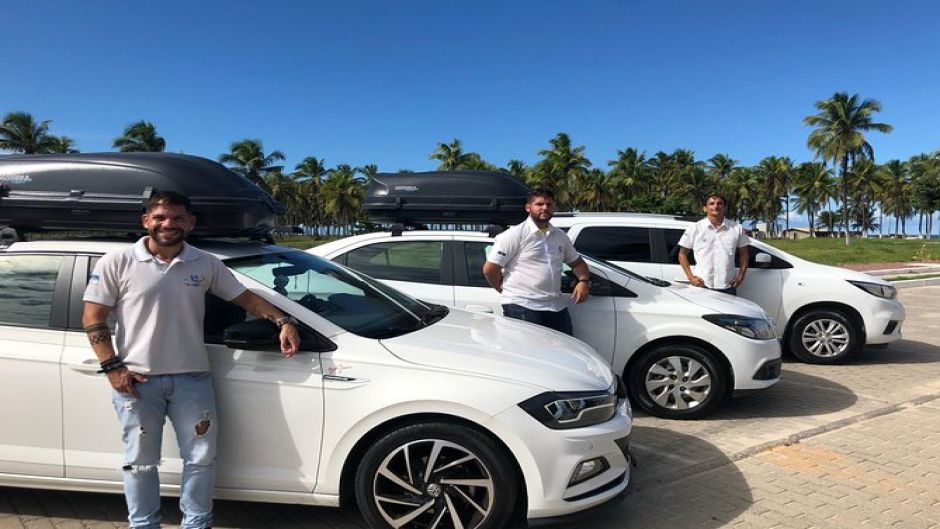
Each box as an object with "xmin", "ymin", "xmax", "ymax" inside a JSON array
[
  {"xmin": 704, "ymin": 193, "xmax": 728, "ymax": 207},
  {"xmin": 527, "ymin": 187, "xmax": 555, "ymax": 203},
  {"xmin": 145, "ymin": 190, "xmax": 193, "ymax": 214}
]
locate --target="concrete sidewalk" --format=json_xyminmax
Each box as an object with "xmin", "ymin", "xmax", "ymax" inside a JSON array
[{"xmin": 844, "ymin": 262, "xmax": 940, "ymax": 289}]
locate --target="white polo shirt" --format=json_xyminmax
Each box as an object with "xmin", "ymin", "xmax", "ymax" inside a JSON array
[
  {"xmin": 83, "ymin": 237, "xmax": 246, "ymax": 375},
  {"xmin": 677, "ymin": 217, "xmax": 749, "ymax": 289},
  {"xmin": 487, "ymin": 217, "xmax": 581, "ymax": 312}
]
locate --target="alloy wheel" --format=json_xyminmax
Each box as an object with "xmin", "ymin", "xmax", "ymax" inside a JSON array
[
  {"xmin": 372, "ymin": 439, "xmax": 494, "ymax": 529},
  {"xmin": 800, "ymin": 318, "xmax": 850, "ymax": 358},
  {"xmin": 644, "ymin": 355, "xmax": 712, "ymax": 410}
]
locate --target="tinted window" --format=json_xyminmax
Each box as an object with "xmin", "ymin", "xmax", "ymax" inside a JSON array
[
  {"xmin": 344, "ymin": 241, "xmax": 444, "ymax": 283},
  {"xmin": 664, "ymin": 228, "xmax": 695, "ymax": 265},
  {"xmin": 204, "ymin": 293, "xmax": 251, "ymax": 344},
  {"xmin": 465, "ymin": 242, "xmax": 493, "ymax": 288},
  {"xmin": 575, "ymin": 227, "xmax": 653, "ymax": 263},
  {"xmin": 0, "ymin": 255, "xmax": 64, "ymax": 328}
]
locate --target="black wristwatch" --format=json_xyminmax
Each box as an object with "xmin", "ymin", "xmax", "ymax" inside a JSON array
[
  {"xmin": 577, "ymin": 277, "xmax": 591, "ymax": 283},
  {"xmin": 275, "ymin": 316, "xmax": 299, "ymax": 328}
]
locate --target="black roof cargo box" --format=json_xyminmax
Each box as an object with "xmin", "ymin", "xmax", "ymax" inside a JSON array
[
  {"xmin": 364, "ymin": 171, "xmax": 530, "ymax": 225},
  {"xmin": 0, "ymin": 153, "xmax": 285, "ymax": 236}
]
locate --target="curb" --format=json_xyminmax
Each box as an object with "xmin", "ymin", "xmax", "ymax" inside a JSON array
[{"xmin": 890, "ymin": 277, "xmax": 940, "ymax": 289}]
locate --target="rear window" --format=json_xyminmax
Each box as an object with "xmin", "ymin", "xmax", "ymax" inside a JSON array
[{"xmin": 574, "ymin": 227, "xmax": 653, "ymax": 263}]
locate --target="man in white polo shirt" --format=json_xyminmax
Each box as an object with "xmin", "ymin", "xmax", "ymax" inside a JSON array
[
  {"xmin": 482, "ymin": 188, "xmax": 591, "ymax": 335},
  {"xmin": 82, "ymin": 191, "xmax": 300, "ymax": 529},
  {"xmin": 678, "ymin": 193, "xmax": 750, "ymax": 295}
]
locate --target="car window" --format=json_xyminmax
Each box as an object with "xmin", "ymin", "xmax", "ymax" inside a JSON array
[
  {"xmin": 204, "ymin": 293, "xmax": 252, "ymax": 344},
  {"xmin": 664, "ymin": 228, "xmax": 695, "ymax": 265},
  {"xmin": 227, "ymin": 250, "xmax": 442, "ymax": 339},
  {"xmin": 0, "ymin": 254, "xmax": 65, "ymax": 328},
  {"xmin": 465, "ymin": 242, "xmax": 493, "ymax": 288},
  {"xmin": 560, "ymin": 263, "xmax": 636, "ymax": 297},
  {"xmin": 343, "ymin": 241, "xmax": 444, "ymax": 284},
  {"xmin": 574, "ymin": 227, "xmax": 653, "ymax": 263}
]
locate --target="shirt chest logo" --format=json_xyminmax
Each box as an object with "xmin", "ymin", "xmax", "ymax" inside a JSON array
[{"xmin": 184, "ymin": 274, "xmax": 205, "ymax": 287}]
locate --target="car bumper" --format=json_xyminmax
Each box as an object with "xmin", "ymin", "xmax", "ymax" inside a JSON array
[
  {"xmin": 490, "ymin": 399, "xmax": 634, "ymax": 519},
  {"xmin": 723, "ymin": 336, "xmax": 782, "ymax": 391},
  {"xmin": 861, "ymin": 297, "xmax": 905, "ymax": 346}
]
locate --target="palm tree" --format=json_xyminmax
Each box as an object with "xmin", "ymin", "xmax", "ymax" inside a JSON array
[
  {"xmin": 429, "ymin": 139, "xmax": 474, "ymax": 170},
  {"xmin": 816, "ymin": 210, "xmax": 840, "ymax": 237},
  {"xmin": 791, "ymin": 162, "xmax": 834, "ymax": 237},
  {"xmin": 218, "ymin": 139, "xmax": 285, "ymax": 190},
  {"xmin": 608, "ymin": 148, "xmax": 647, "ymax": 208},
  {"xmin": 112, "ymin": 120, "xmax": 166, "ymax": 152},
  {"xmin": 0, "ymin": 112, "xmax": 58, "ymax": 154},
  {"xmin": 722, "ymin": 167, "xmax": 759, "ymax": 222},
  {"xmin": 845, "ymin": 160, "xmax": 885, "ymax": 236},
  {"xmin": 879, "ymin": 160, "xmax": 911, "ymax": 237},
  {"xmin": 755, "ymin": 156, "xmax": 793, "ymax": 236},
  {"xmin": 293, "ymin": 156, "xmax": 328, "ymax": 236},
  {"xmin": 575, "ymin": 169, "xmax": 617, "ymax": 211},
  {"xmin": 804, "ymin": 92, "xmax": 893, "ymax": 245},
  {"xmin": 503, "ymin": 159, "xmax": 528, "ymax": 181},
  {"xmin": 357, "ymin": 164, "xmax": 379, "ymax": 180},
  {"xmin": 45, "ymin": 135, "xmax": 80, "ymax": 154},
  {"xmin": 910, "ymin": 152, "xmax": 940, "ymax": 238},
  {"xmin": 707, "ymin": 154, "xmax": 738, "ymax": 184},
  {"xmin": 530, "ymin": 133, "xmax": 591, "ymax": 208},
  {"xmin": 320, "ymin": 165, "xmax": 365, "ymax": 235}
]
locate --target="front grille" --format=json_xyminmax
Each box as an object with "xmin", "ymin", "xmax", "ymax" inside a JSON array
[
  {"xmin": 883, "ymin": 320, "xmax": 899, "ymax": 335},
  {"xmin": 753, "ymin": 358, "xmax": 782, "ymax": 381}
]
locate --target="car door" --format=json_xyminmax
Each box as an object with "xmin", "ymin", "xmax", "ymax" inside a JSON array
[
  {"xmin": 567, "ymin": 225, "xmax": 664, "ymax": 281},
  {"xmin": 61, "ymin": 255, "xmax": 324, "ymax": 493},
  {"xmin": 0, "ymin": 253, "xmax": 71, "ymax": 477},
  {"xmin": 338, "ymin": 238, "xmax": 455, "ymax": 307},
  {"xmin": 457, "ymin": 241, "xmax": 618, "ymax": 363}
]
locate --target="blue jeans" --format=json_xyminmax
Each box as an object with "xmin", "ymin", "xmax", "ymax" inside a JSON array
[
  {"xmin": 502, "ymin": 304, "xmax": 574, "ymax": 335},
  {"xmin": 112, "ymin": 373, "xmax": 218, "ymax": 529}
]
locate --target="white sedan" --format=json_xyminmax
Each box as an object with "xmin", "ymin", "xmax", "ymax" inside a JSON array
[
  {"xmin": 0, "ymin": 238, "xmax": 633, "ymax": 528},
  {"xmin": 310, "ymin": 230, "xmax": 783, "ymax": 420}
]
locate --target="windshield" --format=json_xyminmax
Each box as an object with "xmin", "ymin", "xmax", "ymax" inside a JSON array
[
  {"xmin": 226, "ymin": 250, "xmax": 444, "ymax": 339},
  {"xmin": 581, "ymin": 255, "xmax": 668, "ymax": 287}
]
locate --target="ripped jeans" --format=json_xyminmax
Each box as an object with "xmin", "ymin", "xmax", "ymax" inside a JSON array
[{"xmin": 111, "ymin": 372, "xmax": 218, "ymax": 529}]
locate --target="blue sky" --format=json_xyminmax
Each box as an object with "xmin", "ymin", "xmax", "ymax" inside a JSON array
[{"xmin": 3, "ymin": 0, "xmax": 939, "ymax": 175}]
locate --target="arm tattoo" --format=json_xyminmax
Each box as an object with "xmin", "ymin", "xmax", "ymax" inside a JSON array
[{"xmin": 84, "ymin": 323, "xmax": 112, "ymax": 345}]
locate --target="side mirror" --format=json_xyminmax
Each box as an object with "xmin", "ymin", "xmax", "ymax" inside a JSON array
[{"xmin": 754, "ymin": 252, "xmax": 773, "ymax": 267}]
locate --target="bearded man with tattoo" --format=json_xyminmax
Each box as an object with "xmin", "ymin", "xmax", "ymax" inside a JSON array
[{"xmin": 82, "ymin": 191, "xmax": 301, "ymax": 529}]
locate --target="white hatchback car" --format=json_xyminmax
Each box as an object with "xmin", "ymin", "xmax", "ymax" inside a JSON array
[
  {"xmin": 310, "ymin": 230, "xmax": 782, "ymax": 420},
  {"xmin": 0, "ymin": 238, "xmax": 633, "ymax": 528},
  {"xmin": 548, "ymin": 213, "xmax": 906, "ymax": 364}
]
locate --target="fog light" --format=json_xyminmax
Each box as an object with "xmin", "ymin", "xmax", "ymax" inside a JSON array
[{"xmin": 568, "ymin": 457, "xmax": 610, "ymax": 486}]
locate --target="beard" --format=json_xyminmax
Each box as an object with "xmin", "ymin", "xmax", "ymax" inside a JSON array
[
  {"xmin": 148, "ymin": 226, "xmax": 187, "ymax": 247},
  {"xmin": 529, "ymin": 210, "xmax": 553, "ymax": 223}
]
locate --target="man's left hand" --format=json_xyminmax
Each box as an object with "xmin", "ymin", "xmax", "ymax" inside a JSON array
[
  {"xmin": 571, "ymin": 281, "xmax": 590, "ymax": 304},
  {"xmin": 279, "ymin": 325, "xmax": 301, "ymax": 357},
  {"xmin": 731, "ymin": 275, "xmax": 746, "ymax": 288}
]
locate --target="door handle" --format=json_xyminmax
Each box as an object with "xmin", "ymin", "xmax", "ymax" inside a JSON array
[
  {"xmin": 69, "ymin": 358, "xmax": 103, "ymax": 374},
  {"xmin": 464, "ymin": 305, "xmax": 494, "ymax": 313}
]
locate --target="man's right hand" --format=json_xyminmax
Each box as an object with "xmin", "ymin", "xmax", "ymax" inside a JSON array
[
  {"xmin": 107, "ymin": 367, "xmax": 148, "ymax": 398},
  {"xmin": 689, "ymin": 275, "xmax": 705, "ymax": 287}
]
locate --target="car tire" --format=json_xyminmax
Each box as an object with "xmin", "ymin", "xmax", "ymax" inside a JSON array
[
  {"xmin": 787, "ymin": 309, "xmax": 860, "ymax": 364},
  {"xmin": 627, "ymin": 343, "xmax": 726, "ymax": 420},
  {"xmin": 354, "ymin": 422, "xmax": 517, "ymax": 529}
]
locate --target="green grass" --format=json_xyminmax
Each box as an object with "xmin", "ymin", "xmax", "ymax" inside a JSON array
[
  {"xmin": 273, "ymin": 235, "xmax": 339, "ymax": 250},
  {"xmin": 765, "ymin": 238, "xmax": 940, "ymax": 266}
]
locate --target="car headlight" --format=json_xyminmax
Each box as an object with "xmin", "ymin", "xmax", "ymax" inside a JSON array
[
  {"xmin": 703, "ymin": 314, "xmax": 776, "ymax": 340},
  {"xmin": 848, "ymin": 280, "xmax": 897, "ymax": 300},
  {"xmin": 519, "ymin": 380, "xmax": 621, "ymax": 429}
]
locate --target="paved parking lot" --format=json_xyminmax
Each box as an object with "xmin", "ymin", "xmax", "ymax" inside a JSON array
[{"xmin": 2, "ymin": 286, "xmax": 939, "ymax": 529}]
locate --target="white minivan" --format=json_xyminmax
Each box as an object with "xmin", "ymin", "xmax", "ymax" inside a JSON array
[{"xmin": 550, "ymin": 213, "xmax": 906, "ymax": 364}]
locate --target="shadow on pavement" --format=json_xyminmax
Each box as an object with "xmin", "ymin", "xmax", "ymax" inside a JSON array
[
  {"xmin": 556, "ymin": 426, "xmax": 751, "ymax": 529},
  {"xmin": 850, "ymin": 340, "xmax": 940, "ymax": 365},
  {"xmin": 709, "ymin": 368, "xmax": 858, "ymax": 419}
]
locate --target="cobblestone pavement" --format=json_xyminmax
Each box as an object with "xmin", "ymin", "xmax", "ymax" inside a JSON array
[{"xmin": 2, "ymin": 286, "xmax": 939, "ymax": 529}]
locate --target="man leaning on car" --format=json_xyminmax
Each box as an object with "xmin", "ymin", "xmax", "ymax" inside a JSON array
[{"xmin": 81, "ymin": 190, "xmax": 300, "ymax": 529}]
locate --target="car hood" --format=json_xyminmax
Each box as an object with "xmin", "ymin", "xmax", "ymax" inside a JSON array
[
  {"xmin": 666, "ymin": 284, "xmax": 769, "ymax": 319},
  {"xmin": 379, "ymin": 308, "xmax": 614, "ymax": 392}
]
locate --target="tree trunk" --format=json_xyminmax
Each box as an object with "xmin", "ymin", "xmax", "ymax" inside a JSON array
[{"xmin": 841, "ymin": 157, "xmax": 851, "ymax": 246}]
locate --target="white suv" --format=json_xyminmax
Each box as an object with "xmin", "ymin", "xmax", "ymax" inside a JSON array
[
  {"xmin": 310, "ymin": 230, "xmax": 782, "ymax": 420},
  {"xmin": 0, "ymin": 237, "xmax": 632, "ymax": 528},
  {"xmin": 549, "ymin": 213, "xmax": 906, "ymax": 364}
]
